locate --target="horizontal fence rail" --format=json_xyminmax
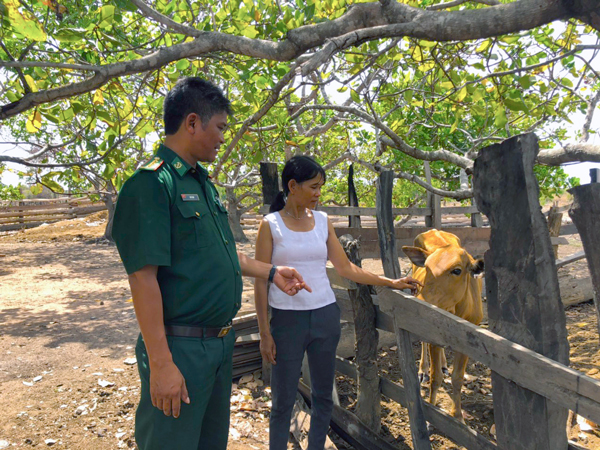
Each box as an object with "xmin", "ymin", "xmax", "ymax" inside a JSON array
[
  {"xmin": 375, "ymin": 286, "xmax": 600, "ymax": 426},
  {"xmin": 0, "ymin": 197, "xmax": 109, "ymax": 231}
]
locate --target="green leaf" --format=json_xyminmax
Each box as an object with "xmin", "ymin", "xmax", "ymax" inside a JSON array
[
  {"xmin": 561, "ymin": 78, "xmax": 573, "ymax": 88},
  {"xmin": 456, "ymin": 86, "xmax": 468, "ymax": 102},
  {"xmin": 504, "ymin": 98, "xmax": 528, "ymax": 113},
  {"xmin": 476, "ymin": 40, "xmax": 491, "ymax": 53},
  {"xmin": 4, "ymin": 0, "xmax": 47, "ymax": 41},
  {"xmin": 518, "ymin": 75, "xmax": 534, "ymax": 90},
  {"xmin": 99, "ymin": 5, "xmax": 116, "ymax": 28},
  {"xmin": 55, "ymin": 28, "xmax": 85, "ymax": 43},
  {"xmin": 494, "ymin": 109, "xmax": 508, "ymax": 128},
  {"xmin": 350, "ymin": 89, "xmax": 360, "ymax": 103},
  {"xmin": 176, "ymin": 59, "xmax": 190, "ymax": 70}
]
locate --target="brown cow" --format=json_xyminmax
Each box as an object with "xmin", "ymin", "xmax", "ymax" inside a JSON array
[{"xmin": 402, "ymin": 229, "xmax": 484, "ymax": 422}]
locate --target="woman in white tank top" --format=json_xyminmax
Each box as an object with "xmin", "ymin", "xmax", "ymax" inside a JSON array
[{"xmin": 254, "ymin": 156, "xmax": 420, "ymax": 450}]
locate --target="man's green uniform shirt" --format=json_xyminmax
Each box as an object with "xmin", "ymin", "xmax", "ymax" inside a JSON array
[{"xmin": 112, "ymin": 144, "xmax": 242, "ymax": 327}]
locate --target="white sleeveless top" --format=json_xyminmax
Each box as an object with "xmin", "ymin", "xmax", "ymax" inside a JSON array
[{"xmin": 265, "ymin": 210, "xmax": 336, "ymax": 310}]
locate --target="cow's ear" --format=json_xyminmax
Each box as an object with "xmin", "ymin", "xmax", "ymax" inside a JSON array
[
  {"xmin": 402, "ymin": 246, "xmax": 428, "ymax": 267},
  {"xmin": 470, "ymin": 258, "xmax": 484, "ymax": 275}
]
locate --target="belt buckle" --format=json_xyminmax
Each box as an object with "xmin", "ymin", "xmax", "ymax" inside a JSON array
[{"xmin": 217, "ymin": 326, "xmax": 232, "ymax": 338}]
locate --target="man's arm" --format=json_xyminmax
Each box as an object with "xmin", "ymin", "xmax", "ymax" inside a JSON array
[
  {"xmin": 237, "ymin": 252, "xmax": 311, "ymax": 295},
  {"xmin": 128, "ymin": 265, "xmax": 189, "ymax": 418}
]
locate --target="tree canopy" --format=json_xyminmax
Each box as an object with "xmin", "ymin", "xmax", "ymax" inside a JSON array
[{"xmin": 1, "ymin": 0, "xmax": 599, "ymax": 209}]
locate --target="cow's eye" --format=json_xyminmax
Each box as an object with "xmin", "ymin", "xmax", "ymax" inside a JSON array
[{"xmin": 451, "ymin": 268, "xmax": 462, "ymax": 276}]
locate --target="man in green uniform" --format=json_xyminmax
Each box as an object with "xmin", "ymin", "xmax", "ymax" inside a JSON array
[{"xmin": 112, "ymin": 77, "xmax": 309, "ymax": 450}]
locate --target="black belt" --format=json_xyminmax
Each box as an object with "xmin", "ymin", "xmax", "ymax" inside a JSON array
[{"xmin": 164, "ymin": 324, "xmax": 232, "ymax": 339}]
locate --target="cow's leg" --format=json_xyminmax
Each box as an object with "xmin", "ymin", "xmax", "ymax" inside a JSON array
[
  {"xmin": 450, "ymin": 351, "xmax": 469, "ymax": 423},
  {"xmin": 419, "ymin": 343, "xmax": 430, "ymax": 384},
  {"xmin": 428, "ymin": 344, "xmax": 444, "ymax": 406},
  {"xmin": 441, "ymin": 349, "xmax": 449, "ymax": 377}
]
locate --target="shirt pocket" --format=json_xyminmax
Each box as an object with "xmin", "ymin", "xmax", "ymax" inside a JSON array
[{"xmin": 175, "ymin": 202, "xmax": 211, "ymax": 248}]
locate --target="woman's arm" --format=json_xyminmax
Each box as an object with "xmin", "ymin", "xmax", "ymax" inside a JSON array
[
  {"xmin": 326, "ymin": 218, "xmax": 421, "ymax": 292},
  {"xmin": 253, "ymin": 218, "xmax": 277, "ymax": 364}
]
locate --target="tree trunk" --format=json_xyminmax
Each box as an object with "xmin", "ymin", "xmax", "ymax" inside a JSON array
[
  {"xmin": 473, "ymin": 133, "xmax": 569, "ymax": 450},
  {"xmin": 225, "ymin": 187, "xmax": 249, "ymax": 243},
  {"xmin": 103, "ymin": 194, "xmax": 116, "ymax": 242},
  {"xmin": 338, "ymin": 234, "xmax": 379, "ymax": 431},
  {"xmin": 568, "ymin": 183, "xmax": 600, "ymax": 343},
  {"xmin": 260, "ymin": 162, "xmax": 279, "ymax": 207}
]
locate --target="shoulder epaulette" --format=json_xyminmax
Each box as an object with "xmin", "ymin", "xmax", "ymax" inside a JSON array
[{"xmin": 140, "ymin": 156, "xmax": 164, "ymax": 171}]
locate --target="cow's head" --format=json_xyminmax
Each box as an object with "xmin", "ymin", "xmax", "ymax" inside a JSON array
[{"xmin": 402, "ymin": 244, "xmax": 484, "ymax": 304}]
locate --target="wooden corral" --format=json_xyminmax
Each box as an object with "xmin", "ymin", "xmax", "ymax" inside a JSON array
[
  {"xmin": 0, "ymin": 196, "xmax": 107, "ymax": 232},
  {"xmin": 256, "ymin": 137, "xmax": 600, "ymax": 450}
]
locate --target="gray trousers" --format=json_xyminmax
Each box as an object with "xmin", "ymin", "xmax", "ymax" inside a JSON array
[{"xmin": 269, "ymin": 302, "xmax": 341, "ymax": 450}]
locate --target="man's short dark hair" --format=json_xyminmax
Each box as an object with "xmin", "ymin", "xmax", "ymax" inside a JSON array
[{"xmin": 163, "ymin": 77, "xmax": 233, "ymax": 135}]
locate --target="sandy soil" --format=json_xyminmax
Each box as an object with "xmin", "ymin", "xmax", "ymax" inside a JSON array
[{"xmin": 0, "ymin": 213, "xmax": 598, "ymax": 449}]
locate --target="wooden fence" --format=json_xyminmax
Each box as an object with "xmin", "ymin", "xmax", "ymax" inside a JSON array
[
  {"xmin": 254, "ymin": 137, "xmax": 600, "ymax": 450},
  {"xmin": 0, "ymin": 197, "xmax": 108, "ymax": 232}
]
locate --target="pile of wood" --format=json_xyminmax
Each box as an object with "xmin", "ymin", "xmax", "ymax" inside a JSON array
[{"xmin": 232, "ymin": 313, "xmax": 261, "ymax": 379}]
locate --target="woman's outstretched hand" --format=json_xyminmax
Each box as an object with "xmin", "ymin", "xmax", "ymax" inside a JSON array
[{"xmin": 389, "ymin": 276, "xmax": 422, "ymax": 295}]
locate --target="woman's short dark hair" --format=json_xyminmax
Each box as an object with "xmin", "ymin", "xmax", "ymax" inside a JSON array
[
  {"xmin": 270, "ymin": 155, "xmax": 326, "ymax": 213},
  {"xmin": 163, "ymin": 77, "xmax": 233, "ymax": 135}
]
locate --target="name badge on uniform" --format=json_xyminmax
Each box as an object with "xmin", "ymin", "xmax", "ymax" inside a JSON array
[{"xmin": 181, "ymin": 194, "xmax": 199, "ymax": 202}]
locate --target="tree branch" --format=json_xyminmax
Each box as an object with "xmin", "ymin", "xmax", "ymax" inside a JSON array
[
  {"xmin": 291, "ymin": 103, "xmax": 473, "ymax": 170},
  {"xmin": 3, "ymin": 0, "xmax": 599, "ymax": 120}
]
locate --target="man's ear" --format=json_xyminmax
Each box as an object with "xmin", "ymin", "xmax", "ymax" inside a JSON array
[
  {"xmin": 185, "ymin": 113, "xmax": 200, "ymax": 133},
  {"xmin": 402, "ymin": 246, "xmax": 428, "ymax": 267}
]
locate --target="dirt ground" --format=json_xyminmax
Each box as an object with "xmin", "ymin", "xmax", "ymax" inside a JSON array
[{"xmin": 1, "ymin": 212, "xmax": 599, "ymax": 449}]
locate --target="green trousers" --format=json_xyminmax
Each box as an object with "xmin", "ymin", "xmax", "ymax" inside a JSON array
[{"xmin": 134, "ymin": 331, "xmax": 235, "ymax": 450}]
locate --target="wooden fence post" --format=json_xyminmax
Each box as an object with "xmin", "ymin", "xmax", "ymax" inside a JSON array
[
  {"xmin": 547, "ymin": 205, "xmax": 562, "ymax": 260},
  {"xmin": 376, "ymin": 170, "xmax": 431, "ymax": 450},
  {"xmin": 424, "ymin": 162, "xmax": 441, "ymax": 229},
  {"xmin": 461, "ymin": 168, "xmax": 483, "ymax": 228},
  {"xmin": 260, "ymin": 162, "xmax": 279, "ymax": 207},
  {"xmin": 473, "ymin": 133, "xmax": 569, "ymax": 450},
  {"xmin": 376, "ymin": 171, "xmax": 401, "ymax": 279},
  {"xmin": 348, "ymin": 164, "xmax": 361, "ymax": 228},
  {"xmin": 339, "ymin": 234, "xmax": 380, "ymax": 432},
  {"xmin": 568, "ymin": 183, "xmax": 600, "ymax": 343}
]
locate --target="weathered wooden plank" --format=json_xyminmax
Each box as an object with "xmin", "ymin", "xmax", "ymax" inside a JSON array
[
  {"xmin": 326, "ymin": 266, "xmax": 357, "ymax": 290},
  {"xmin": 376, "ymin": 171, "xmax": 401, "ymax": 279},
  {"xmin": 0, "ymin": 199, "xmax": 98, "ymax": 213},
  {"xmin": 569, "ymin": 183, "xmax": 600, "ymax": 343},
  {"xmin": 376, "ymin": 169, "xmax": 431, "ymax": 450},
  {"xmin": 291, "ymin": 393, "xmax": 338, "ymax": 450},
  {"xmin": 298, "ymin": 382, "xmax": 398, "ymax": 450},
  {"xmin": 0, "ymin": 204, "xmax": 104, "ymax": 219},
  {"xmin": 556, "ymin": 250, "xmax": 586, "ymax": 268},
  {"xmin": 473, "ymin": 133, "xmax": 570, "ymax": 450},
  {"xmin": 339, "ymin": 234, "xmax": 380, "ymax": 432},
  {"xmin": 348, "ymin": 164, "xmax": 361, "ymax": 228},
  {"xmin": 376, "ymin": 287, "xmax": 600, "ymax": 425},
  {"xmin": 258, "ymin": 204, "xmax": 480, "ymax": 217},
  {"xmin": 335, "ymin": 355, "xmax": 497, "ymax": 450}
]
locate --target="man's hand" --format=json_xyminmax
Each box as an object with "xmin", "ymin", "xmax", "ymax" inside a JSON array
[
  {"xmin": 260, "ymin": 333, "xmax": 277, "ymax": 365},
  {"xmin": 273, "ymin": 266, "xmax": 312, "ymax": 295},
  {"xmin": 149, "ymin": 360, "xmax": 190, "ymax": 418}
]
